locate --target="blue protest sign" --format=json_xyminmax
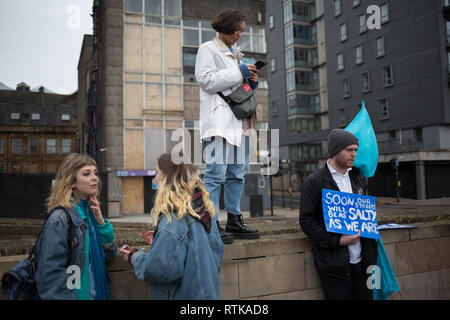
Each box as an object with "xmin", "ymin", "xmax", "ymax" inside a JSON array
[{"xmin": 322, "ymin": 189, "xmax": 379, "ymax": 239}]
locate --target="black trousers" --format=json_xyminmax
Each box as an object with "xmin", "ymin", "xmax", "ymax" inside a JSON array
[{"xmin": 318, "ymin": 262, "xmax": 373, "ymax": 300}]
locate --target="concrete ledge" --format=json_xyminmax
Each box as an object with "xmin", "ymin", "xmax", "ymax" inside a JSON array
[{"xmin": 1, "ymin": 220, "xmax": 449, "ymax": 300}]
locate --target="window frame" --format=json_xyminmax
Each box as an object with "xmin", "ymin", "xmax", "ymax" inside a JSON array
[
  {"xmin": 383, "ymin": 65, "xmax": 394, "ymax": 87},
  {"xmin": 379, "ymin": 98, "xmax": 389, "ymax": 120},
  {"xmin": 337, "ymin": 53, "xmax": 344, "ymax": 72},
  {"xmin": 361, "ymin": 72, "xmax": 371, "ymax": 93},
  {"xmin": 355, "ymin": 45, "xmax": 363, "ymax": 65},
  {"xmin": 46, "ymin": 139, "xmax": 57, "ymax": 154},
  {"xmin": 376, "ymin": 36, "xmax": 386, "ymax": 58}
]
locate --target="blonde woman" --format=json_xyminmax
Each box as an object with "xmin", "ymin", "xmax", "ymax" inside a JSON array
[
  {"xmin": 120, "ymin": 153, "xmax": 224, "ymax": 300},
  {"xmin": 34, "ymin": 153, "xmax": 116, "ymax": 300}
]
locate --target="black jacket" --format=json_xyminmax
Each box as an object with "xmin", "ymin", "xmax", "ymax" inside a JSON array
[{"xmin": 299, "ymin": 164, "xmax": 378, "ymax": 278}]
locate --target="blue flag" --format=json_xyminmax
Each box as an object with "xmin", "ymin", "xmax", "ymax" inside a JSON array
[
  {"xmin": 373, "ymin": 238, "xmax": 400, "ymax": 300},
  {"xmin": 345, "ymin": 102, "xmax": 379, "ymax": 178}
]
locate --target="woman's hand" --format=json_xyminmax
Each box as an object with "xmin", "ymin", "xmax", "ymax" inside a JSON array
[
  {"xmin": 120, "ymin": 244, "xmax": 133, "ymax": 261},
  {"xmin": 139, "ymin": 229, "xmax": 154, "ymax": 245},
  {"xmin": 246, "ymin": 64, "xmax": 258, "ymax": 83},
  {"xmin": 89, "ymin": 196, "xmax": 105, "ymax": 225}
]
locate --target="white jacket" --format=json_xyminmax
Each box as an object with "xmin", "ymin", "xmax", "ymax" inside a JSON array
[{"xmin": 195, "ymin": 37, "xmax": 245, "ymax": 147}]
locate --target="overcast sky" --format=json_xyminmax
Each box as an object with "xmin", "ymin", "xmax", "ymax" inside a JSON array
[{"xmin": 0, "ymin": 0, "xmax": 93, "ymax": 94}]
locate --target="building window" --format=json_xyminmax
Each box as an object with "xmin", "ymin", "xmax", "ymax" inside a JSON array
[
  {"xmin": 359, "ymin": 14, "xmax": 367, "ymax": 33},
  {"xmin": 343, "ymin": 79, "xmax": 351, "ymax": 98},
  {"xmin": 31, "ymin": 113, "xmax": 40, "ymax": 121},
  {"xmin": 353, "ymin": 0, "xmax": 361, "ymax": 7},
  {"xmin": 286, "ymin": 47, "xmax": 318, "ymax": 69},
  {"xmin": 355, "ymin": 45, "xmax": 363, "ymax": 65},
  {"xmin": 61, "ymin": 114, "xmax": 71, "ymax": 121},
  {"xmin": 340, "ymin": 23, "xmax": 347, "ymax": 42},
  {"xmin": 269, "ymin": 15, "xmax": 274, "ymax": 30},
  {"xmin": 283, "ymin": 1, "xmax": 293, "ymax": 24},
  {"xmin": 124, "ymin": 0, "xmax": 143, "ymax": 13},
  {"xmin": 29, "ymin": 138, "xmax": 38, "ymax": 154},
  {"xmin": 448, "ymin": 52, "xmax": 450, "ymax": 76},
  {"xmin": 381, "ymin": 3, "xmax": 389, "ymax": 24},
  {"xmin": 447, "ymin": 21, "xmax": 450, "ymax": 45},
  {"xmin": 0, "ymin": 138, "xmax": 4, "ymax": 155},
  {"xmin": 62, "ymin": 139, "xmax": 71, "ymax": 154},
  {"xmin": 285, "ymin": 47, "xmax": 294, "ymax": 69},
  {"xmin": 287, "ymin": 94, "xmax": 320, "ymax": 116},
  {"xmin": 283, "ymin": 24, "xmax": 317, "ymax": 47},
  {"xmin": 271, "ymin": 100, "xmax": 278, "ymax": 118},
  {"xmin": 361, "ymin": 72, "xmax": 371, "ymax": 93},
  {"xmin": 270, "ymin": 57, "xmax": 276, "ymax": 73},
  {"xmin": 288, "ymin": 118, "xmax": 321, "ymax": 134},
  {"xmin": 334, "ymin": 0, "xmax": 341, "ymax": 17},
  {"xmin": 289, "ymin": 144, "xmax": 322, "ymax": 163},
  {"xmin": 12, "ymin": 138, "xmax": 22, "ymax": 154},
  {"xmin": 379, "ymin": 98, "xmax": 389, "ymax": 120},
  {"xmin": 383, "ymin": 65, "xmax": 394, "ymax": 87},
  {"xmin": 415, "ymin": 127, "xmax": 423, "ymax": 149},
  {"xmin": 338, "ymin": 108, "xmax": 347, "ymax": 127},
  {"xmin": 236, "ymin": 25, "xmax": 266, "ymax": 53},
  {"xmin": 376, "ymin": 37, "xmax": 385, "ymax": 57},
  {"xmin": 46, "ymin": 139, "xmax": 56, "ymax": 154},
  {"xmin": 286, "ymin": 70, "xmax": 319, "ymax": 92},
  {"xmin": 183, "ymin": 28, "xmax": 199, "ymax": 46},
  {"xmin": 337, "ymin": 53, "xmax": 344, "ymax": 71},
  {"xmin": 10, "ymin": 113, "xmax": 20, "ymax": 120}
]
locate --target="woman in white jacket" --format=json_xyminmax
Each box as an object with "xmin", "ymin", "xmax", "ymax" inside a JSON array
[{"xmin": 195, "ymin": 8, "xmax": 260, "ymax": 244}]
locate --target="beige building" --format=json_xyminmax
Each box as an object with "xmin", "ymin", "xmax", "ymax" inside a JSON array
[{"xmin": 78, "ymin": 0, "xmax": 269, "ymax": 216}]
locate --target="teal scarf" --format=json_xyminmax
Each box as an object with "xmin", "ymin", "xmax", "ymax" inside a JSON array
[{"xmin": 76, "ymin": 199, "xmax": 110, "ymax": 300}]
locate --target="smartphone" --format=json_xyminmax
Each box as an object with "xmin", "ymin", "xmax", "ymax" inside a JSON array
[{"xmin": 254, "ymin": 60, "xmax": 267, "ymax": 70}]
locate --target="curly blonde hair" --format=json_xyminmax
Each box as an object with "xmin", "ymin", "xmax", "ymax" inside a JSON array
[
  {"xmin": 150, "ymin": 152, "xmax": 216, "ymax": 226},
  {"xmin": 46, "ymin": 153, "xmax": 100, "ymax": 212}
]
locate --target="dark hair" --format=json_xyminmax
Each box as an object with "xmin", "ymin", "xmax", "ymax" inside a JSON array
[{"xmin": 211, "ymin": 8, "xmax": 246, "ymax": 35}]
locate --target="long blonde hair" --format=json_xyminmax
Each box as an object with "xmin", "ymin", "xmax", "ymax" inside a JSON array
[
  {"xmin": 46, "ymin": 153, "xmax": 100, "ymax": 212},
  {"xmin": 151, "ymin": 152, "xmax": 216, "ymax": 226}
]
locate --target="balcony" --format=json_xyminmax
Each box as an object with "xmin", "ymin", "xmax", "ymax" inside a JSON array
[{"xmin": 377, "ymin": 139, "xmax": 424, "ymax": 154}]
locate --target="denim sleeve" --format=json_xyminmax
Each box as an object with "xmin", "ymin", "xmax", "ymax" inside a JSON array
[
  {"xmin": 238, "ymin": 63, "xmax": 251, "ymax": 80},
  {"xmin": 131, "ymin": 228, "xmax": 186, "ymax": 285},
  {"xmin": 249, "ymin": 80, "xmax": 259, "ymax": 90},
  {"xmin": 34, "ymin": 211, "xmax": 77, "ymax": 300}
]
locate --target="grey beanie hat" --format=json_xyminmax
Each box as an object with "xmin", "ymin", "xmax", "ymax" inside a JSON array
[{"xmin": 327, "ymin": 129, "xmax": 359, "ymax": 158}]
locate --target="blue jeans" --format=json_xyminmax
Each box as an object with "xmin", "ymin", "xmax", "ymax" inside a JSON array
[{"xmin": 203, "ymin": 136, "xmax": 249, "ymax": 221}]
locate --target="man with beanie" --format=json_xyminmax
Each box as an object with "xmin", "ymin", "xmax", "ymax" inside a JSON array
[{"xmin": 299, "ymin": 129, "xmax": 378, "ymax": 300}]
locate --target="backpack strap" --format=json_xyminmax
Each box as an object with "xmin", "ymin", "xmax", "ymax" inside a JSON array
[{"xmin": 29, "ymin": 207, "xmax": 73, "ymax": 268}]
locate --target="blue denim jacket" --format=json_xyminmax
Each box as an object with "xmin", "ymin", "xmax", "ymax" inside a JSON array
[
  {"xmin": 34, "ymin": 207, "xmax": 117, "ymax": 300},
  {"xmin": 131, "ymin": 213, "xmax": 224, "ymax": 300}
]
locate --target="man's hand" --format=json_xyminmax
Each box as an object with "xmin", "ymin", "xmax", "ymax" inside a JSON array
[{"xmin": 340, "ymin": 231, "xmax": 361, "ymax": 246}]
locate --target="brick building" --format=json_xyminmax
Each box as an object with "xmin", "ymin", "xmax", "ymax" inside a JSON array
[{"xmin": 0, "ymin": 83, "xmax": 78, "ymax": 174}]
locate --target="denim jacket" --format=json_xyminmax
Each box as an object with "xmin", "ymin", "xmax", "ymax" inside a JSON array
[
  {"xmin": 34, "ymin": 207, "xmax": 117, "ymax": 300},
  {"xmin": 131, "ymin": 213, "xmax": 224, "ymax": 300}
]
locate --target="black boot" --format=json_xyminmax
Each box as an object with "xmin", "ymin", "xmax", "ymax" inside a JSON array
[
  {"xmin": 225, "ymin": 213, "xmax": 260, "ymax": 239},
  {"xmin": 217, "ymin": 221, "xmax": 234, "ymax": 244}
]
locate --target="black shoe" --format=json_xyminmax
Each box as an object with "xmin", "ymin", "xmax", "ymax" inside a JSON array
[
  {"xmin": 225, "ymin": 213, "xmax": 260, "ymax": 239},
  {"xmin": 217, "ymin": 221, "xmax": 234, "ymax": 244}
]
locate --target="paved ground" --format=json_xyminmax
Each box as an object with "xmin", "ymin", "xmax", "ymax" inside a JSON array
[{"xmin": 109, "ymin": 196, "xmax": 450, "ymax": 225}]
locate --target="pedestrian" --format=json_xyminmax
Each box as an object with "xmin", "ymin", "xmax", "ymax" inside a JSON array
[
  {"xmin": 120, "ymin": 152, "xmax": 224, "ymax": 300},
  {"xmin": 195, "ymin": 8, "xmax": 260, "ymax": 244},
  {"xmin": 299, "ymin": 129, "xmax": 378, "ymax": 300},
  {"xmin": 34, "ymin": 153, "xmax": 117, "ymax": 299}
]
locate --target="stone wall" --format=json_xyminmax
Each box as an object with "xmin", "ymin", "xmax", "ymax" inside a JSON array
[{"xmin": 0, "ymin": 220, "xmax": 449, "ymax": 300}]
